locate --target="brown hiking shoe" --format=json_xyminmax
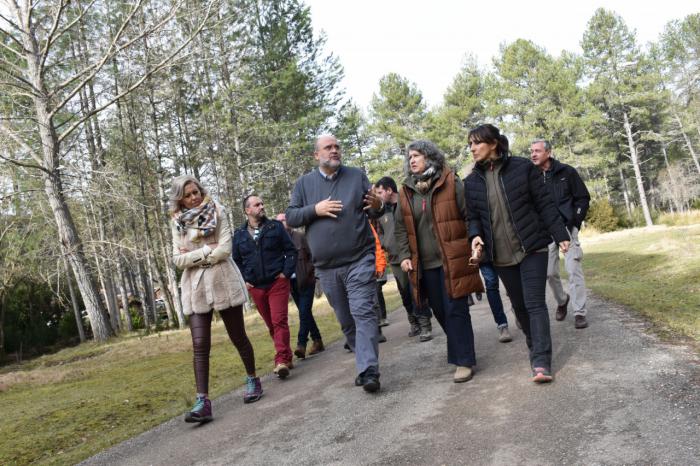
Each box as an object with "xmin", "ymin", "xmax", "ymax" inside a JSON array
[
  {"xmin": 294, "ymin": 345, "xmax": 306, "ymax": 359},
  {"xmin": 308, "ymin": 339, "xmax": 325, "ymax": 355},
  {"xmin": 555, "ymin": 294, "xmax": 570, "ymax": 321},
  {"xmin": 575, "ymin": 315, "xmax": 588, "ymax": 329},
  {"xmin": 274, "ymin": 363, "xmax": 290, "ymax": 379}
]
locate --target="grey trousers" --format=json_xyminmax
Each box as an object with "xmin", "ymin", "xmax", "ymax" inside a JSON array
[
  {"xmin": 547, "ymin": 227, "xmax": 587, "ymax": 316},
  {"xmin": 317, "ymin": 254, "xmax": 379, "ymax": 374}
]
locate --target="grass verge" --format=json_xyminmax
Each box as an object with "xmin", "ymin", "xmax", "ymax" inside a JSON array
[
  {"xmin": 580, "ymin": 224, "xmax": 700, "ymax": 342},
  {"xmin": 0, "ymin": 282, "xmax": 400, "ymax": 465}
]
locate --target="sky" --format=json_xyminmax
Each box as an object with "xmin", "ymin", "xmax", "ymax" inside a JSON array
[{"xmin": 304, "ymin": 0, "xmax": 698, "ymax": 110}]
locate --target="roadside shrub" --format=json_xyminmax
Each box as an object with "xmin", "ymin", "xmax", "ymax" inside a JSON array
[{"xmin": 587, "ymin": 198, "xmax": 620, "ymax": 232}]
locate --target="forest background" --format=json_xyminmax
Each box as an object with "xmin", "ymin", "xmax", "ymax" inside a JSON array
[{"xmin": 0, "ymin": 0, "xmax": 699, "ymax": 359}]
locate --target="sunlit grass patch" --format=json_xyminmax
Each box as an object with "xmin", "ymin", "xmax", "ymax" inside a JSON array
[{"xmin": 0, "ymin": 282, "xmax": 400, "ymax": 465}]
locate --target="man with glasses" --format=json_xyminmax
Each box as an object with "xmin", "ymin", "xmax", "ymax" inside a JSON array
[
  {"xmin": 233, "ymin": 195, "xmax": 297, "ymax": 378},
  {"xmin": 530, "ymin": 139, "xmax": 591, "ymax": 329},
  {"xmin": 286, "ymin": 134, "xmax": 384, "ymax": 393}
]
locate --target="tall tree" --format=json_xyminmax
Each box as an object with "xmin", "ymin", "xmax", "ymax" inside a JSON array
[
  {"xmin": 0, "ymin": 0, "xmax": 215, "ymax": 340},
  {"xmin": 581, "ymin": 8, "xmax": 668, "ymax": 226}
]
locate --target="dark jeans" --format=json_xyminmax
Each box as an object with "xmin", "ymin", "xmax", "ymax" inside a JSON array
[
  {"xmin": 420, "ymin": 267, "xmax": 476, "ymax": 367},
  {"xmin": 480, "ymin": 262, "xmax": 508, "ymax": 328},
  {"xmin": 291, "ymin": 278, "xmax": 322, "ymax": 346},
  {"xmin": 495, "ymin": 252, "xmax": 552, "ymax": 370},
  {"xmin": 390, "ymin": 264, "xmax": 415, "ymax": 318},
  {"xmin": 376, "ymin": 281, "xmax": 387, "ymax": 319}
]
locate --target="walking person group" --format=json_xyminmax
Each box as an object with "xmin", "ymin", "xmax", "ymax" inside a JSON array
[{"xmin": 169, "ymin": 125, "xmax": 592, "ymax": 422}]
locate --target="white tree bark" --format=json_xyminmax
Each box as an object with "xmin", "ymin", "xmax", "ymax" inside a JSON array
[{"xmin": 623, "ymin": 111, "xmax": 653, "ymax": 226}]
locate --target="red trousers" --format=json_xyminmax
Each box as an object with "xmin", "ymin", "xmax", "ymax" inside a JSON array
[{"xmin": 249, "ymin": 277, "xmax": 292, "ymax": 365}]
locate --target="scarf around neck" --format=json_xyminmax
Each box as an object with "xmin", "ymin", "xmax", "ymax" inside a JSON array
[
  {"xmin": 174, "ymin": 195, "xmax": 217, "ymax": 241},
  {"xmin": 412, "ymin": 166, "xmax": 438, "ymax": 194}
]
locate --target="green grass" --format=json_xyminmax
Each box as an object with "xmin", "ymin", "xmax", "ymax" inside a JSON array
[
  {"xmin": 0, "ymin": 282, "xmax": 401, "ymax": 465},
  {"xmin": 580, "ymin": 224, "xmax": 700, "ymax": 342}
]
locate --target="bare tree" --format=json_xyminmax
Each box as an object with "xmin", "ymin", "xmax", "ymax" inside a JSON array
[{"xmin": 0, "ymin": 0, "xmax": 215, "ymax": 341}]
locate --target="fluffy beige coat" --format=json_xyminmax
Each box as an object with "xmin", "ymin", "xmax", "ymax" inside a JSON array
[{"xmin": 172, "ymin": 204, "xmax": 247, "ymax": 315}]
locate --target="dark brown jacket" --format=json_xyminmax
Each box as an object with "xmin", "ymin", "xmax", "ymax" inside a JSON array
[
  {"xmin": 397, "ymin": 170, "xmax": 484, "ymax": 305},
  {"xmin": 288, "ymin": 228, "xmax": 315, "ymax": 290}
]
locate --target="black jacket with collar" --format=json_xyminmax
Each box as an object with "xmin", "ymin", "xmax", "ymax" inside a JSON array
[
  {"xmin": 463, "ymin": 154, "xmax": 570, "ymax": 263},
  {"xmin": 232, "ymin": 217, "xmax": 296, "ymax": 287},
  {"xmin": 541, "ymin": 158, "xmax": 590, "ymax": 230}
]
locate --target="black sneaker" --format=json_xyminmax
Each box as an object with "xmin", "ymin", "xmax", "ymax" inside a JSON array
[{"xmin": 361, "ymin": 367, "xmax": 380, "ymax": 393}]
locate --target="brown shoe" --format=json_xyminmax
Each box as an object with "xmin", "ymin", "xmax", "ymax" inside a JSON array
[
  {"xmin": 555, "ymin": 294, "xmax": 570, "ymax": 321},
  {"xmin": 294, "ymin": 345, "xmax": 306, "ymax": 359},
  {"xmin": 308, "ymin": 339, "xmax": 325, "ymax": 355},
  {"xmin": 273, "ymin": 363, "xmax": 290, "ymax": 379},
  {"xmin": 575, "ymin": 315, "xmax": 588, "ymax": 329}
]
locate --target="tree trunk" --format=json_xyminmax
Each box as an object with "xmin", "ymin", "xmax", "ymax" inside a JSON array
[
  {"xmin": 117, "ymin": 257, "xmax": 134, "ymax": 332},
  {"xmin": 21, "ymin": 21, "xmax": 114, "ymax": 342},
  {"xmin": 661, "ymin": 145, "xmax": 683, "ymax": 213},
  {"xmin": 622, "ymin": 111, "xmax": 653, "ymax": 226},
  {"xmin": 62, "ymin": 253, "xmax": 86, "ymax": 343},
  {"xmin": 618, "ymin": 166, "xmax": 633, "ymax": 220},
  {"xmin": 673, "ymin": 112, "xmax": 700, "ymax": 176}
]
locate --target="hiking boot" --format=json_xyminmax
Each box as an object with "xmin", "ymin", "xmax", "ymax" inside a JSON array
[
  {"xmin": 575, "ymin": 315, "xmax": 588, "ymax": 329},
  {"xmin": 185, "ymin": 395, "xmax": 213, "ymax": 423},
  {"xmin": 475, "ymin": 292, "xmax": 483, "ymax": 301},
  {"xmin": 555, "ymin": 294, "xmax": 570, "ymax": 321},
  {"xmin": 294, "ymin": 345, "xmax": 306, "ymax": 359},
  {"xmin": 532, "ymin": 367, "xmax": 553, "ymax": 384},
  {"xmin": 378, "ymin": 333, "xmax": 387, "ymax": 343},
  {"xmin": 467, "ymin": 294, "xmax": 475, "ymax": 306},
  {"xmin": 308, "ymin": 339, "xmax": 325, "ymax": 355},
  {"xmin": 498, "ymin": 326, "xmax": 513, "ymax": 343},
  {"xmin": 407, "ymin": 314, "xmax": 420, "ymax": 337},
  {"xmin": 378, "ymin": 318, "xmax": 389, "ymax": 327},
  {"xmin": 454, "ymin": 366, "xmax": 473, "ymax": 383},
  {"xmin": 243, "ymin": 376, "xmax": 263, "ymax": 404},
  {"xmin": 418, "ymin": 315, "xmax": 433, "ymax": 342},
  {"xmin": 273, "ymin": 363, "xmax": 290, "ymax": 379},
  {"xmin": 362, "ymin": 367, "xmax": 380, "ymax": 393}
]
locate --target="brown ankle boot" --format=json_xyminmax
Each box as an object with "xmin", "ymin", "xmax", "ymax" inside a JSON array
[
  {"xmin": 308, "ymin": 339, "xmax": 325, "ymax": 355},
  {"xmin": 294, "ymin": 345, "xmax": 306, "ymax": 359}
]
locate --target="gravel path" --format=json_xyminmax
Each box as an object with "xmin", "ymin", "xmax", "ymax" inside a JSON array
[{"xmin": 82, "ymin": 288, "xmax": 700, "ymax": 465}]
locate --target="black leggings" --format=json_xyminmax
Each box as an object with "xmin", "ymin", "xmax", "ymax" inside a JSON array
[{"xmin": 189, "ymin": 306, "xmax": 255, "ymax": 394}]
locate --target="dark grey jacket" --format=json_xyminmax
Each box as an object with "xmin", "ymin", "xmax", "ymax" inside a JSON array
[
  {"xmin": 286, "ymin": 166, "xmax": 383, "ymax": 269},
  {"xmin": 377, "ymin": 203, "xmax": 400, "ymax": 265}
]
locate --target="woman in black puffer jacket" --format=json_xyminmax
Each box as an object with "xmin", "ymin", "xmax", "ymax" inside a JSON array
[{"xmin": 463, "ymin": 124, "xmax": 570, "ymax": 383}]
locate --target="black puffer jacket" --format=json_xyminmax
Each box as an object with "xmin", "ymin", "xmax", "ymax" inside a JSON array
[{"xmin": 464, "ymin": 155, "xmax": 569, "ymax": 263}]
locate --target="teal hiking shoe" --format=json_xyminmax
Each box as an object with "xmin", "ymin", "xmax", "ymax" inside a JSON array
[
  {"xmin": 185, "ymin": 395, "xmax": 213, "ymax": 423},
  {"xmin": 243, "ymin": 376, "xmax": 263, "ymax": 404}
]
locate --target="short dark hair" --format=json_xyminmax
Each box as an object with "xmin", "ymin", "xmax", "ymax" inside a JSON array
[
  {"xmin": 242, "ymin": 194, "xmax": 257, "ymax": 210},
  {"xmin": 375, "ymin": 176, "xmax": 397, "ymax": 193}
]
